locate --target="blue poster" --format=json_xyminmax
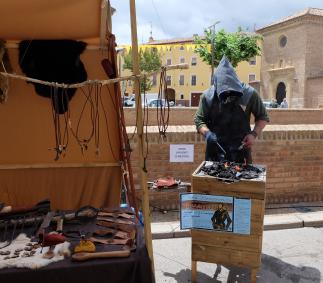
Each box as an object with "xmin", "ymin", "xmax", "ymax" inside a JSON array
[{"xmin": 180, "ymin": 193, "xmax": 251, "ymax": 235}]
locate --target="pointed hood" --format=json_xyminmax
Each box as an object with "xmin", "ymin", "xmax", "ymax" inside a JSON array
[{"xmin": 213, "ymin": 56, "xmax": 243, "ymax": 98}]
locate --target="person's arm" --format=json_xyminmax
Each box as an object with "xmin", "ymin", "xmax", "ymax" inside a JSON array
[
  {"xmin": 243, "ymin": 92, "xmax": 269, "ymax": 148},
  {"xmin": 194, "ymin": 94, "xmax": 210, "ymax": 137}
]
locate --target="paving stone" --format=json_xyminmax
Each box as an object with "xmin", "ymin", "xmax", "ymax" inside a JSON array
[
  {"xmin": 264, "ymin": 214, "xmax": 303, "ymax": 230},
  {"xmin": 297, "ymin": 211, "xmax": 323, "ymax": 227}
]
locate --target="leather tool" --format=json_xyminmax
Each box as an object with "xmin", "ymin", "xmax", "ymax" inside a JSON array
[
  {"xmin": 71, "ymin": 250, "xmax": 130, "ymax": 261},
  {"xmin": 98, "ymin": 212, "xmax": 134, "ymax": 219},
  {"xmin": 35, "ymin": 211, "xmax": 56, "ymax": 239},
  {"xmin": 96, "ymin": 220, "xmax": 135, "ymax": 233},
  {"xmin": 89, "ymin": 237, "xmax": 132, "ymax": 246},
  {"xmin": 96, "ymin": 217, "xmax": 134, "ymax": 225}
]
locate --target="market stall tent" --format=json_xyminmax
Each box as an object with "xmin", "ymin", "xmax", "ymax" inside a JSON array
[{"xmin": 0, "ymin": 0, "xmax": 122, "ymax": 210}]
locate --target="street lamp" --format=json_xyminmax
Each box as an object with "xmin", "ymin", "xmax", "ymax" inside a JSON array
[{"xmin": 207, "ymin": 21, "xmax": 220, "ymax": 83}]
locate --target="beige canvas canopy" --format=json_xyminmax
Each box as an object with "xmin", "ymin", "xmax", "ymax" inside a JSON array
[{"xmin": 0, "ymin": 0, "xmax": 106, "ymax": 40}]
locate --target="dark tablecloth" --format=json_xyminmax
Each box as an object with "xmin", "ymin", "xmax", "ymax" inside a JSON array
[{"xmin": 0, "ymin": 221, "xmax": 155, "ymax": 283}]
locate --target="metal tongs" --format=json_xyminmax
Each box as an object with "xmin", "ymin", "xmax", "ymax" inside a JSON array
[
  {"xmin": 215, "ymin": 141, "xmax": 226, "ymax": 155},
  {"xmin": 238, "ymin": 142, "xmax": 245, "ymax": 150}
]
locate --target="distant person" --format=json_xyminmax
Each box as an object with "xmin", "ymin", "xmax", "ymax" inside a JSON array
[{"xmin": 280, "ymin": 98, "xmax": 288, "ymax": 108}]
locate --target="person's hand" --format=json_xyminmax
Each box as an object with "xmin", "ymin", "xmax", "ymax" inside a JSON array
[
  {"xmin": 242, "ymin": 134, "xmax": 256, "ymax": 148},
  {"xmin": 204, "ymin": 131, "xmax": 217, "ymax": 144}
]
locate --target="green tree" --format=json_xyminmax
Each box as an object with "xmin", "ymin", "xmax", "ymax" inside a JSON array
[
  {"xmin": 194, "ymin": 28, "xmax": 262, "ymax": 69},
  {"xmin": 123, "ymin": 47, "xmax": 162, "ymax": 92}
]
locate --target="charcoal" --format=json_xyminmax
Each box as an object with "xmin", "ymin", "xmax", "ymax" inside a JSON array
[{"xmin": 198, "ymin": 161, "xmax": 264, "ymax": 182}]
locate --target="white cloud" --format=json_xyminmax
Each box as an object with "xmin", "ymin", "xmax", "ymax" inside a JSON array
[{"xmin": 110, "ymin": 0, "xmax": 323, "ymax": 44}]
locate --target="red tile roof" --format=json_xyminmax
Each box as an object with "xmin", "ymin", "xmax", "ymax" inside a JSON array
[{"xmin": 257, "ymin": 8, "xmax": 323, "ymax": 33}]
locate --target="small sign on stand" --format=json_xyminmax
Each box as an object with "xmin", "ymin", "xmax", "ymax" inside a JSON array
[{"xmin": 169, "ymin": 144, "xmax": 194, "ymax": 163}]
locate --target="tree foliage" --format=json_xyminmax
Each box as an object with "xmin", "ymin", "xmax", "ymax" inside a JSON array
[
  {"xmin": 194, "ymin": 28, "xmax": 262, "ymax": 68},
  {"xmin": 123, "ymin": 47, "xmax": 162, "ymax": 91}
]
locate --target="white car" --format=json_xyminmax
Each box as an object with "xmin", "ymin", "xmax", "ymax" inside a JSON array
[
  {"xmin": 123, "ymin": 96, "xmax": 135, "ymax": 107},
  {"xmin": 147, "ymin": 99, "xmax": 175, "ymax": 107}
]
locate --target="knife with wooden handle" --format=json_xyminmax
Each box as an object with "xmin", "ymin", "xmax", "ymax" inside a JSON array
[{"xmin": 72, "ymin": 250, "xmax": 130, "ymax": 261}]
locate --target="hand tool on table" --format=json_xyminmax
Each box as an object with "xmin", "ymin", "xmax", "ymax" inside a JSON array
[
  {"xmin": 96, "ymin": 220, "xmax": 136, "ymax": 233},
  {"xmin": 98, "ymin": 212, "xmax": 134, "ymax": 219},
  {"xmin": 89, "ymin": 237, "xmax": 132, "ymax": 246},
  {"xmin": 96, "ymin": 217, "xmax": 134, "ymax": 225},
  {"xmin": 72, "ymin": 250, "xmax": 130, "ymax": 261}
]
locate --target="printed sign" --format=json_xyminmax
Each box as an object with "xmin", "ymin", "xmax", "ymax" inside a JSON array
[
  {"xmin": 180, "ymin": 193, "xmax": 251, "ymax": 235},
  {"xmin": 169, "ymin": 144, "xmax": 194, "ymax": 162}
]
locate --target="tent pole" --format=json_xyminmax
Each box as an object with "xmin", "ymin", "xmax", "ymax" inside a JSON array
[{"xmin": 129, "ymin": 0, "xmax": 154, "ymax": 269}]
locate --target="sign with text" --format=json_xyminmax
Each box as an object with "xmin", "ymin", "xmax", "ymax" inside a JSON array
[
  {"xmin": 170, "ymin": 144, "xmax": 194, "ymax": 163},
  {"xmin": 180, "ymin": 193, "xmax": 251, "ymax": 235}
]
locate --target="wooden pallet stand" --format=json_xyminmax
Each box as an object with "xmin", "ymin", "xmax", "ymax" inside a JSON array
[{"xmin": 191, "ymin": 161, "xmax": 266, "ymax": 283}]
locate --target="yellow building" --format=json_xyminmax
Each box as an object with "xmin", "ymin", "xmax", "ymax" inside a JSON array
[{"xmin": 118, "ymin": 36, "xmax": 261, "ymax": 107}]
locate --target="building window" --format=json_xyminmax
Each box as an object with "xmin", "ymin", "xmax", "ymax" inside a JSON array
[
  {"xmin": 179, "ymin": 75, "xmax": 184, "ymax": 85},
  {"xmin": 166, "ymin": 58, "xmax": 172, "ymax": 65},
  {"xmin": 128, "ymin": 80, "xmax": 132, "ymax": 86},
  {"xmin": 180, "ymin": 45, "xmax": 185, "ymax": 50},
  {"xmin": 152, "ymin": 74, "xmax": 157, "ymax": 86},
  {"xmin": 249, "ymin": 74, "xmax": 256, "ymax": 82},
  {"xmin": 180, "ymin": 94, "xmax": 184, "ymax": 99},
  {"xmin": 249, "ymin": 57, "xmax": 256, "ymax": 65},
  {"xmin": 191, "ymin": 75, "xmax": 197, "ymax": 86},
  {"xmin": 191, "ymin": 57, "xmax": 197, "ymax": 66},
  {"xmin": 279, "ymin": 35, "xmax": 287, "ymax": 48},
  {"xmin": 166, "ymin": 75, "xmax": 171, "ymax": 86},
  {"xmin": 180, "ymin": 57, "xmax": 185, "ymax": 64}
]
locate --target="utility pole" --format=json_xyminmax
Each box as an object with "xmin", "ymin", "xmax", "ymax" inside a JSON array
[{"xmin": 208, "ymin": 21, "xmax": 220, "ymax": 84}]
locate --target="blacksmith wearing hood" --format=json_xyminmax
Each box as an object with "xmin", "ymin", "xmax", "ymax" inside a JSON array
[{"xmin": 194, "ymin": 56, "xmax": 269, "ymax": 163}]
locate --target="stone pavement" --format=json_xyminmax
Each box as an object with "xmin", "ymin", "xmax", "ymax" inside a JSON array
[
  {"xmin": 151, "ymin": 202, "xmax": 323, "ymax": 283},
  {"xmin": 153, "ymin": 227, "xmax": 323, "ymax": 283},
  {"xmin": 151, "ymin": 202, "xmax": 323, "ymax": 239}
]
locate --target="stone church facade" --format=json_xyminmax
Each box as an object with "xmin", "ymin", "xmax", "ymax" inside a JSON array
[{"xmin": 257, "ymin": 8, "xmax": 323, "ymax": 108}]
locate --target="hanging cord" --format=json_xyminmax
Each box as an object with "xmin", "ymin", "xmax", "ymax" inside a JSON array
[
  {"xmin": 68, "ymin": 84, "xmax": 96, "ymax": 154},
  {"xmin": 49, "ymin": 85, "xmax": 69, "ymax": 160},
  {"xmin": 157, "ymin": 67, "xmax": 170, "ymax": 139},
  {"xmin": 128, "ymin": 78, "xmax": 140, "ymax": 142},
  {"xmin": 142, "ymin": 75, "xmax": 149, "ymax": 172},
  {"xmin": 101, "ymin": 84, "xmax": 119, "ymax": 162},
  {"xmin": 0, "ymin": 41, "xmax": 9, "ymax": 104},
  {"xmin": 93, "ymin": 83, "xmax": 101, "ymax": 155},
  {"xmin": 104, "ymin": 33, "xmax": 138, "ymax": 212}
]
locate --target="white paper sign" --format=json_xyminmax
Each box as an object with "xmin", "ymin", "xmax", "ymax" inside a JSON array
[{"xmin": 170, "ymin": 144, "xmax": 194, "ymax": 162}]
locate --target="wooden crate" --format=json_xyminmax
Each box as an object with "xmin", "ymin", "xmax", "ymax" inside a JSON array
[{"xmin": 191, "ymin": 161, "xmax": 266, "ymax": 283}]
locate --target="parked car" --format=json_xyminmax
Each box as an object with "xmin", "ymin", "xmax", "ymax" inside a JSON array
[
  {"xmin": 123, "ymin": 95, "xmax": 135, "ymax": 107},
  {"xmin": 147, "ymin": 99, "xmax": 175, "ymax": 107},
  {"xmin": 262, "ymin": 100, "xmax": 272, "ymax": 109},
  {"xmin": 262, "ymin": 99, "xmax": 280, "ymax": 109}
]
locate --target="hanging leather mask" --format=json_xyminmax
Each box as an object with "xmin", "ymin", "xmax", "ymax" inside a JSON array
[{"xmin": 18, "ymin": 40, "xmax": 87, "ymax": 114}]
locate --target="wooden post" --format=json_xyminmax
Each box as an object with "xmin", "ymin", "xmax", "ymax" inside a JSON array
[
  {"xmin": 191, "ymin": 260, "xmax": 197, "ymax": 283},
  {"xmin": 129, "ymin": 0, "xmax": 154, "ymax": 268}
]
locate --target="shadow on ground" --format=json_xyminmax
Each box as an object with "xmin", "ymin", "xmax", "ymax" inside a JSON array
[{"xmin": 161, "ymin": 254, "xmax": 321, "ymax": 282}]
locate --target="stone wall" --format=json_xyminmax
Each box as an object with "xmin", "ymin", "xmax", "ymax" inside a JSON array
[
  {"xmin": 128, "ymin": 125, "xmax": 323, "ymax": 209},
  {"xmin": 259, "ymin": 23, "xmax": 307, "ymax": 107},
  {"xmin": 124, "ymin": 107, "xmax": 323, "ymax": 126}
]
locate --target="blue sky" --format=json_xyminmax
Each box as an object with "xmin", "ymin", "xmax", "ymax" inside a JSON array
[{"xmin": 110, "ymin": 0, "xmax": 323, "ymax": 44}]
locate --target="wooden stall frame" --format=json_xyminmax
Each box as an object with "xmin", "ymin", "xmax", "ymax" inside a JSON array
[{"xmin": 190, "ymin": 161, "xmax": 266, "ymax": 283}]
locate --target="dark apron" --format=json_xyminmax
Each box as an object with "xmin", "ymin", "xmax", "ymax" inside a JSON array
[{"xmin": 205, "ymin": 95, "xmax": 252, "ymax": 163}]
